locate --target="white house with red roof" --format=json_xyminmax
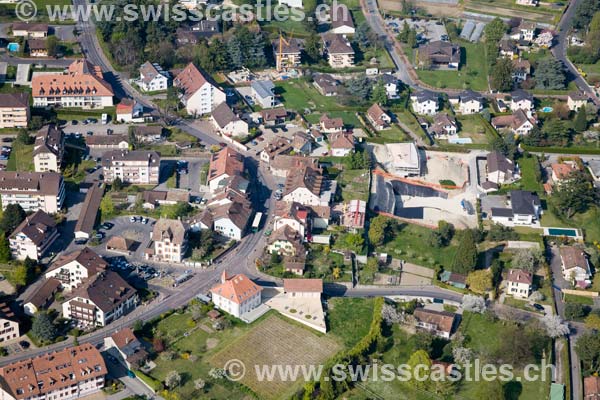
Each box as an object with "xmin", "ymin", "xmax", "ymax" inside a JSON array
[
  {"xmin": 174, "ymin": 63, "xmax": 225, "ymax": 115},
  {"xmin": 505, "ymin": 268, "xmax": 533, "ymax": 298},
  {"xmin": 210, "ymin": 271, "xmax": 263, "ymax": 318},
  {"xmin": 115, "ymin": 99, "xmax": 144, "ymax": 123}
]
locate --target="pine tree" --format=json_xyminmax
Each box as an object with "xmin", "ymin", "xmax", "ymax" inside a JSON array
[
  {"xmin": 227, "ymin": 36, "xmax": 243, "ymax": 69},
  {"xmin": 451, "ymin": 230, "xmax": 478, "ymax": 274},
  {"xmin": 0, "ymin": 233, "xmax": 10, "ymax": 263},
  {"xmin": 574, "ymin": 106, "xmax": 588, "ymax": 132}
]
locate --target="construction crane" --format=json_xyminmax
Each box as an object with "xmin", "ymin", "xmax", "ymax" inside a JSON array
[{"xmin": 276, "ymin": 30, "xmax": 293, "ymax": 72}]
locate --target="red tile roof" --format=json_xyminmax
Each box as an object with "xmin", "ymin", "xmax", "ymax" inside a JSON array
[{"xmin": 211, "ymin": 272, "xmax": 262, "ymax": 305}]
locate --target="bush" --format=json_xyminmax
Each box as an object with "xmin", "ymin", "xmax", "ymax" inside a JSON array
[{"xmin": 135, "ymin": 371, "xmax": 163, "ymax": 392}]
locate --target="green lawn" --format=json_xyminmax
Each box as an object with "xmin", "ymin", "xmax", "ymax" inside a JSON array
[
  {"xmin": 416, "ymin": 42, "xmax": 489, "ymax": 91},
  {"xmin": 6, "ymin": 141, "xmax": 33, "ymax": 172},
  {"xmin": 564, "ymin": 293, "xmax": 595, "ymax": 306},
  {"xmin": 305, "ymin": 244, "xmax": 348, "ymax": 281},
  {"xmin": 380, "ymin": 222, "xmax": 459, "ymax": 269},
  {"xmin": 499, "ymin": 156, "xmax": 543, "ymax": 193},
  {"xmin": 327, "ymin": 297, "xmax": 376, "ymax": 348},
  {"xmin": 541, "ymin": 206, "xmax": 600, "ymax": 244},
  {"xmin": 305, "ymin": 111, "xmax": 362, "ymax": 129},
  {"xmin": 368, "ymin": 125, "xmax": 411, "ymax": 144},
  {"xmin": 337, "ymin": 168, "xmax": 370, "ymax": 202},
  {"xmin": 456, "ymin": 114, "xmax": 497, "ymax": 145},
  {"xmin": 276, "ymin": 80, "xmax": 351, "ymax": 113}
]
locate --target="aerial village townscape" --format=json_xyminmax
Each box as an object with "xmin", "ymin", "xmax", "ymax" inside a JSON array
[{"xmin": 1, "ymin": 0, "xmax": 600, "ymax": 398}]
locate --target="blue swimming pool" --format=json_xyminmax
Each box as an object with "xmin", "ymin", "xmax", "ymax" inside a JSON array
[
  {"xmin": 541, "ymin": 106, "xmax": 553, "ymax": 113},
  {"xmin": 547, "ymin": 228, "xmax": 578, "ymax": 237},
  {"xmin": 7, "ymin": 42, "xmax": 19, "ymax": 52}
]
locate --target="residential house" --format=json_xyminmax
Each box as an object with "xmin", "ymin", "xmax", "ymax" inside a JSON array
[
  {"xmin": 313, "ymin": 73, "xmax": 340, "ymax": 96},
  {"xmin": 322, "ymin": 33, "xmax": 355, "ymax": 68},
  {"xmin": 273, "ymin": 37, "xmax": 302, "ymax": 71},
  {"xmin": 512, "ymin": 59, "xmax": 531, "ymax": 82},
  {"xmin": 101, "ymin": 150, "xmax": 160, "ymax": 185},
  {"xmin": 104, "ymin": 328, "xmax": 148, "ymax": 370},
  {"xmin": 292, "ymin": 132, "xmax": 312, "ymax": 154},
  {"xmin": 251, "ymin": 80, "xmax": 277, "ymax": 108},
  {"xmin": 383, "ymin": 142, "xmax": 422, "ymax": 177},
  {"xmin": 587, "ymin": 160, "xmax": 600, "ymax": 183},
  {"xmin": 28, "ymin": 39, "xmax": 47, "ymax": 57},
  {"xmin": 142, "ymin": 190, "xmax": 190, "ymax": 209},
  {"xmin": 45, "ymin": 247, "xmax": 108, "ymax": 291},
  {"xmin": 174, "ymin": 63, "xmax": 226, "ymax": 115},
  {"xmin": 551, "ymin": 163, "xmax": 577, "ymax": 184},
  {"xmin": 366, "ymin": 103, "xmax": 392, "ymax": 131},
  {"xmin": 274, "ymin": 201, "xmax": 310, "ymax": 238},
  {"xmin": 137, "ymin": 61, "xmax": 170, "ymax": 92},
  {"xmin": 85, "ymin": 135, "xmax": 129, "ymax": 150},
  {"xmin": 413, "ymin": 308, "xmax": 457, "ymax": 339},
  {"xmin": 211, "ymin": 200, "xmax": 252, "ymax": 240},
  {"xmin": 62, "ymin": 270, "xmax": 138, "ymax": 327},
  {"xmin": 210, "ymin": 271, "xmax": 262, "ymax": 318},
  {"xmin": 417, "ymin": 41, "xmax": 461, "ymax": 69},
  {"xmin": 11, "ymin": 22, "xmax": 48, "ymax": 38},
  {"xmin": 267, "ymin": 225, "xmax": 304, "ymax": 257},
  {"xmin": 411, "ymin": 91, "xmax": 439, "ymax": 115},
  {"xmin": 329, "ymin": 5, "xmax": 355, "ymax": 35},
  {"xmin": 560, "ymin": 246, "xmax": 592, "ymax": 287},
  {"xmin": 499, "ymin": 40, "xmax": 518, "ymax": 58},
  {"xmin": 105, "ymin": 236, "xmax": 135, "ymax": 255},
  {"xmin": 0, "ymin": 344, "xmax": 106, "ymax": 400},
  {"xmin": 487, "ymin": 151, "xmax": 518, "ymax": 185},
  {"xmin": 260, "ymin": 137, "xmax": 292, "ymax": 164},
  {"xmin": 0, "ymin": 303, "xmax": 19, "ymax": 342},
  {"xmin": 9, "ymin": 210, "xmax": 58, "ymax": 261},
  {"xmin": 491, "ymin": 109, "xmax": 535, "ymax": 135},
  {"xmin": 285, "ymin": 257, "xmax": 307, "ymax": 276},
  {"xmin": 115, "ymin": 99, "xmax": 144, "ymax": 123},
  {"xmin": 518, "ymin": 20, "xmax": 537, "ymax": 41},
  {"xmin": 327, "ymin": 132, "xmax": 354, "ymax": 157},
  {"xmin": 149, "ymin": 219, "xmax": 188, "ymax": 262},
  {"xmin": 261, "ymin": 107, "xmax": 287, "ymax": 125},
  {"xmin": 320, "ymin": 114, "xmax": 344, "ymax": 133},
  {"xmin": 506, "ymin": 268, "xmax": 533, "ymax": 298},
  {"xmin": 510, "ymin": 89, "xmax": 534, "ymax": 112},
  {"xmin": 211, "ymin": 102, "xmax": 248, "ymax": 137},
  {"xmin": 189, "ymin": 20, "xmax": 221, "ymax": 38},
  {"xmin": 32, "ymin": 59, "xmax": 114, "ymax": 108},
  {"xmin": 207, "ymin": 147, "xmax": 245, "ymax": 192},
  {"xmin": 0, "ymin": 93, "xmax": 29, "ymax": 129},
  {"xmin": 282, "ymin": 166, "xmax": 334, "ymax": 208},
  {"xmin": 568, "ymin": 92, "xmax": 588, "ymax": 111},
  {"xmin": 131, "ymin": 125, "xmax": 164, "ymax": 143},
  {"xmin": 449, "ymin": 90, "xmax": 483, "ymax": 115},
  {"xmin": 430, "ymin": 113, "xmax": 457, "ymax": 138},
  {"xmin": 270, "ymin": 154, "xmax": 319, "ymax": 178},
  {"xmin": 311, "ymin": 130, "xmax": 324, "ymax": 144},
  {"xmin": 381, "ymin": 73, "xmax": 400, "ymax": 99},
  {"xmin": 490, "ymin": 190, "xmax": 541, "ymax": 226},
  {"xmin": 439, "ymin": 271, "xmax": 467, "ymax": 289},
  {"xmin": 339, "ymin": 199, "xmax": 366, "ymax": 230},
  {"xmin": 23, "ymin": 278, "xmax": 61, "ymax": 316},
  {"xmin": 0, "ymin": 171, "xmax": 65, "ymax": 213},
  {"xmin": 33, "ymin": 124, "xmax": 64, "ymax": 173}
]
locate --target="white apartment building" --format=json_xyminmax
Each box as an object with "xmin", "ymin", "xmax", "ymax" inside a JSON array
[
  {"xmin": 45, "ymin": 247, "xmax": 108, "ymax": 291},
  {"xmin": 0, "ymin": 171, "xmax": 65, "ymax": 213},
  {"xmin": 0, "ymin": 93, "xmax": 29, "ymax": 129},
  {"xmin": 137, "ymin": 61, "xmax": 170, "ymax": 92},
  {"xmin": 101, "ymin": 150, "xmax": 160, "ymax": 185},
  {"xmin": 33, "ymin": 124, "xmax": 64, "ymax": 173},
  {"xmin": 0, "ymin": 303, "xmax": 19, "ymax": 343},
  {"xmin": 9, "ymin": 210, "xmax": 59, "ymax": 261},
  {"xmin": 210, "ymin": 271, "xmax": 263, "ymax": 318},
  {"xmin": 174, "ymin": 63, "xmax": 226, "ymax": 115}
]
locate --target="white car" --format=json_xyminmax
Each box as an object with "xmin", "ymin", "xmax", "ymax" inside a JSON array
[{"xmin": 142, "ymin": 217, "xmax": 148, "ymax": 224}]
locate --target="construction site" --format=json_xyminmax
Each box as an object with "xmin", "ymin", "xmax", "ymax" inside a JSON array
[{"xmin": 369, "ymin": 146, "xmax": 478, "ymax": 228}]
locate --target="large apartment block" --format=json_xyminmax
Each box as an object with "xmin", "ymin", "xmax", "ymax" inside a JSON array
[
  {"xmin": 0, "ymin": 344, "xmax": 106, "ymax": 400},
  {"xmin": 101, "ymin": 150, "xmax": 160, "ymax": 185},
  {"xmin": 0, "ymin": 93, "xmax": 30, "ymax": 129},
  {"xmin": 31, "ymin": 59, "xmax": 114, "ymax": 109},
  {"xmin": 0, "ymin": 171, "xmax": 65, "ymax": 213},
  {"xmin": 33, "ymin": 124, "xmax": 65, "ymax": 173},
  {"xmin": 9, "ymin": 210, "xmax": 59, "ymax": 261}
]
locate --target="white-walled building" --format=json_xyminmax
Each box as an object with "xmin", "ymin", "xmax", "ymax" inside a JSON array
[
  {"xmin": 45, "ymin": 247, "xmax": 108, "ymax": 291},
  {"xmin": 148, "ymin": 219, "xmax": 188, "ymax": 262},
  {"xmin": 251, "ymin": 80, "xmax": 277, "ymax": 108},
  {"xmin": 101, "ymin": 150, "xmax": 160, "ymax": 185},
  {"xmin": 211, "ymin": 102, "xmax": 248, "ymax": 137},
  {"xmin": 411, "ymin": 91, "xmax": 439, "ymax": 115},
  {"xmin": 560, "ymin": 246, "xmax": 592, "ymax": 287},
  {"xmin": 486, "ymin": 151, "xmax": 518, "ymax": 185},
  {"xmin": 33, "ymin": 124, "xmax": 64, "ymax": 173},
  {"xmin": 9, "ymin": 210, "xmax": 59, "ymax": 261},
  {"xmin": 207, "ymin": 147, "xmax": 245, "ymax": 192},
  {"xmin": 0, "ymin": 303, "xmax": 19, "ymax": 343},
  {"xmin": 211, "ymin": 271, "xmax": 263, "ymax": 318},
  {"xmin": 174, "ymin": 63, "xmax": 226, "ymax": 115},
  {"xmin": 137, "ymin": 61, "xmax": 170, "ymax": 92},
  {"xmin": 0, "ymin": 171, "xmax": 65, "ymax": 213},
  {"xmin": 506, "ymin": 268, "xmax": 533, "ymax": 298}
]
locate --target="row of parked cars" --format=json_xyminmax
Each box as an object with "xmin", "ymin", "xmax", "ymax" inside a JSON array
[{"xmin": 129, "ymin": 216, "xmax": 149, "ymax": 224}]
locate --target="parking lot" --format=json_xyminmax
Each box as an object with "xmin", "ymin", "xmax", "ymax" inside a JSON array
[
  {"xmin": 0, "ymin": 136, "xmax": 13, "ymax": 169},
  {"xmin": 62, "ymin": 121, "xmax": 130, "ymax": 137}
]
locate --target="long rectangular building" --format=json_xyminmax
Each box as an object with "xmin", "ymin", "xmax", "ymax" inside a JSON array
[
  {"xmin": 0, "ymin": 343, "xmax": 106, "ymax": 400},
  {"xmin": 0, "ymin": 93, "xmax": 29, "ymax": 129},
  {"xmin": 0, "ymin": 172, "xmax": 65, "ymax": 213},
  {"xmin": 101, "ymin": 150, "xmax": 160, "ymax": 185}
]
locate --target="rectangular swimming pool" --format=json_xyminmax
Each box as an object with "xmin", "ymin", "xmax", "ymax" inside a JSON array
[{"xmin": 547, "ymin": 228, "xmax": 578, "ymax": 237}]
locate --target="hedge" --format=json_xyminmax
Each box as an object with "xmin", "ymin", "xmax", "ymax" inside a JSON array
[
  {"xmin": 134, "ymin": 371, "xmax": 163, "ymax": 392},
  {"xmin": 522, "ymin": 145, "xmax": 600, "ymax": 155}
]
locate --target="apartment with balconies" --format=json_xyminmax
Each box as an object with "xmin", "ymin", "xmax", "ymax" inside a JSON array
[{"xmin": 101, "ymin": 150, "xmax": 160, "ymax": 185}]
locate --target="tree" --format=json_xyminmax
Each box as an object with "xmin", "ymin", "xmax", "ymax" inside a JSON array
[
  {"xmin": 0, "ymin": 203, "xmax": 26, "ymax": 234},
  {"xmin": 462, "ymin": 295, "xmax": 486, "ymax": 313},
  {"xmin": 543, "ymin": 119, "xmax": 571, "ymax": 146},
  {"xmin": 575, "ymin": 330, "xmax": 600, "ymax": 375},
  {"xmin": 31, "ymin": 311, "xmax": 57, "ymax": 343},
  {"xmin": 0, "ymin": 233, "xmax": 10, "ymax": 263},
  {"xmin": 585, "ymin": 312, "xmax": 600, "ymax": 330},
  {"xmin": 552, "ymin": 171, "xmax": 599, "ymax": 218},
  {"xmin": 371, "ymin": 81, "xmax": 388, "ymax": 106},
  {"xmin": 355, "ymin": 22, "xmax": 374, "ymax": 50},
  {"xmin": 475, "ymin": 380, "xmax": 505, "ymax": 400},
  {"xmin": 100, "ymin": 195, "xmax": 115, "ymax": 218},
  {"xmin": 574, "ymin": 106, "xmax": 588, "ymax": 133},
  {"xmin": 343, "ymin": 233, "xmax": 364, "ymax": 253},
  {"xmin": 29, "ymin": 115, "xmax": 43, "ymax": 130},
  {"xmin": 484, "ymin": 17, "xmax": 507, "ymax": 44},
  {"xmin": 466, "ymin": 270, "xmax": 493, "ymax": 294},
  {"xmin": 112, "ymin": 177, "xmax": 124, "ymax": 191},
  {"xmin": 522, "ymin": 126, "xmax": 545, "ymax": 146},
  {"xmin": 345, "ymin": 75, "xmax": 373, "ymax": 101},
  {"xmin": 490, "ymin": 57, "xmax": 514, "ymax": 92},
  {"xmin": 368, "ymin": 215, "xmax": 392, "ymax": 246},
  {"xmin": 398, "ymin": 21, "xmax": 411, "ymax": 43},
  {"xmin": 17, "ymin": 129, "xmax": 32, "ymax": 144},
  {"xmin": 407, "ymin": 28, "xmax": 418, "ymax": 49},
  {"xmin": 46, "ymin": 35, "xmax": 60, "ymax": 57},
  {"xmin": 534, "ymin": 57, "xmax": 567, "ymax": 90},
  {"xmin": 451, "ymin": 230, "xmax": 478, "ymax": 274},
  {"xmin": 165, "ymin": 370, "xmax": 181, "ymax": 388},
  {"xmin": 437, "ymin": 221, "xmax": 454, "ymax": 246},
  {"xmin": 304, "ymin": 32, "xmax": 321, "ymax": 63},
  {"xmin": 541, "ymin": 314, "xmax": 570, "ymax": 338},
  {"xmin": 407, "ymin": 350, "xmax": 432, "ymax": 389},
  {"xmin": 565, "ymin": 303, "xmax": 587, "ymax": 320},
  {"xmin": 511, "ymin": 248, "xmax": 544, "ymax": 274}
]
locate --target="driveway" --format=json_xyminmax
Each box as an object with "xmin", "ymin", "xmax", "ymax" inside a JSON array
[{"xmin": 90, "ymin": 216, "xmax": 155, "ymax": 261}]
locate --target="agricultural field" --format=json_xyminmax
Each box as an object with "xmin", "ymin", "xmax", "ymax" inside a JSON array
[{"xmin": 210, "ymin": 314, "xmax": 341, "ymax": 400}]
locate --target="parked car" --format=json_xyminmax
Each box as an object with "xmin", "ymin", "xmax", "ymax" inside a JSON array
[
  {"xmin": 101, "ymin": 222, "xmax": 114, "ymax": 230},
  {"xmin": 533, "ymin": 303, "xmax": 545, "ymax": 312},
  {"xmin": 130, "ymin": 216, "xmax": 137, "ymax": 223},
  {"xmin": 142, "ymin": 217, "xmax": 148, "ymax": 224},
  {"xmin": 74, "ymin": 238, "xmax": 87, "ymax": 245}
]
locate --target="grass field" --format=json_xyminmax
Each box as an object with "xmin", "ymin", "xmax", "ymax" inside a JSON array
[
  {"xmin": 327, "ymin": 297, "xmax": 376, "ymax": 348},
  {"xmin": 305, "ymin": 111, "xmax": 362, "ymax": 129},
  {"xmin": 416, "ymin": 42, "xmax": 489, "ymax": 91},
  {"xmin": 456, "ymin": 115, "xmax": 495, "ymax": 144},
  {"xmin": 210, "ymin": 314, "xmax": 341, "ymax": 400},
  {"xmin": 369, "ymin": 125, "xmax": 411, "ymax": 143},
  {"xmin": 541, "ymin": 206, "xmax": 600, "ymax": 244},
  {"xmin": 380, "ymin": 222, "xmax": 459, "ymax": 269},
  {"xmin": 276, "ymin": 80, "xmax": 350, "ymax": 113},
  {"xmin": 500, "ymin": 156, "xmax": 543, "ymax": 193},
  {"xmin": 564, "ymin": 293, "xmax": 595, "ymax": 306},
  {"xmin": 337, "ymin": 168, "xmax": 370, "ymax": 202},
  {"xmin": 6, "ymin": 141, "xmax": 33, "ymax": 172}
]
